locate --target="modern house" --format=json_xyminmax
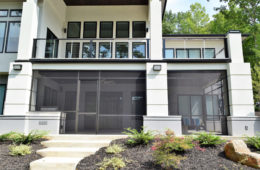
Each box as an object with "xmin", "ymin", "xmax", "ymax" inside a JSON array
[{"xmin": 0, "ymin": 0, "xmax": 259, "ymax": 136}]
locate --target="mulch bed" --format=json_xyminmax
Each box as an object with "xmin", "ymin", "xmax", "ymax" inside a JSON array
[
  {"xmin": 0, "ymin": 141, "xmax": 44, "ymax": 170},
  {"xmin": 77, "ymin": 138, "xmax": 256, "ymax": 170}
]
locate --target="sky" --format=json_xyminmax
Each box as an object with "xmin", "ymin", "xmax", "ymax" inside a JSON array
[{"xmin": 166, "ymin": 0, "xmax": 227, "ymax": 19}]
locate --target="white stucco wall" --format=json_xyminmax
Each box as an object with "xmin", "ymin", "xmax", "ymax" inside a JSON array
[{"xmin": 0, "ymin": 2, "xmax": 23, "ymax": 73}]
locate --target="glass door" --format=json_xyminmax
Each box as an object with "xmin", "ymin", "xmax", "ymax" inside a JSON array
[
  {"xmin": 77, "ymin": 80, "xmax": 98, "ymax": 134},
  {"xmin": 0, "ymin": 85, "xmax": 6, "ymax": 115}
]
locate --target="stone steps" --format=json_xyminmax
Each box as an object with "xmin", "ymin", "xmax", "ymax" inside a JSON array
[{"xmin": 30, "ymin": 135, "xmax": 125, "ymax": 170}]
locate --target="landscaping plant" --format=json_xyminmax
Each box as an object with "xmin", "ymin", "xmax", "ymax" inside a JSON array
[
  {"xmin": 194, "ymin": 132, "xmax": 225, "ymax": 147},
  {"xmin": 9, "ymin": 145, "xmax": 32, "ymax": 156},
  {"xmin": 123, "ymin": 127, "xmax": 154, "ymax": 146},
  {"xmin": 97, "ymin": 157, "xmax": 126, "ymax": 170},
  {"xmin": 152, "ymin": 130, "xmax": 192, "ymax": 169},
  {"xmin": 246, "ymin": 134, "xmax": 260, "ymax": 150},
  {"xmin": 105, "ymin": 144, "xmax": 125, "ymax": 154}
]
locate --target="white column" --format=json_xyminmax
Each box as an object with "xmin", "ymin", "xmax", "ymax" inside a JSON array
[
  {"xmin": 149, "ymin": 0, "xmax": 163, "ymax": 60},
  {"xmin": 146, "ymin": 63, "xmax": 168, "ymax": 116},
  {"xmin": 226, "ymin": 31, "xmax": 244, "ymax": 63},
  {"xmin": 17, "ymin": 0, "xmax": 39, "ymax": 60},
  {"xmin": 4, "ymin": 62, "xmax": 32, "ymax": 115}
]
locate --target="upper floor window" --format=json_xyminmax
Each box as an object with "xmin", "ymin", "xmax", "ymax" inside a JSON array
[
  {"xmin": 116, "ymin": 22, "xmax": 129, "ymax": 38},
  {"xmin": 176, "ymin": 49, "xmax": 201, "ymax": 59},
  {"xmin": 164, "ymin": 48, "xmax": 174, "ymax": 59},
  {"xmin": 133, "ymin": 42, "xmax": 146, "ymax": 58},
  {"xmin": 83, "ymin": 22, "xmax": 97, "ymax": 38},
  {"xmin": 67, "ymin": 22, "xmax": 81, "ymax": 38},
  {"xmin": 10, "ymin": 9, "xmax": 22, "ymax": 17},
  {"xmin": 100, "ymin": 22, "xmax": 113, "ymax": 38},
  {"xmin": 0, "ymin": 22, "xmax": 7, "ymax": 53},
  {"xmin": 133, "ymin": 21, "xmax": 146, "ymax": 38},
  {"xmin": 6, "ymin": 21, "xmax": 20, "ymax": 53},
  {"xmin": 203, "ymin": 48, "xmax": 215, "ymax": 58},
  {"xmin": 0, "ymin": 10, "xmax": 8, "ymax": 17}
]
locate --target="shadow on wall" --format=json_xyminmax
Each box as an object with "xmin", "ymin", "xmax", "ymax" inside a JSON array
[{"xmin": 256, "ymin": 112, "xmax": 260, "ymax": 116}]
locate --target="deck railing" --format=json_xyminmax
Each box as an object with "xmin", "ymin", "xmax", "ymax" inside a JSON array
[{"xmin": 32, "ymin": 38, "xmax": 150, "ymax": 60}]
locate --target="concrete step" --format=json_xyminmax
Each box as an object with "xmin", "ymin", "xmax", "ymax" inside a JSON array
[
  {"xmin": 37, "ymin": 147, "xmax": 99, "ymax": 158},
  {"xmin": 30, "ymin": 157, "xmax": 82, "ymax": 170},
  {"xmin": 41, "ymin": 139, "xmax": 111, "ymax": 148},
  {"xmin": 48, "ymin": 135, "xmax": 127, "ymax": 141}
]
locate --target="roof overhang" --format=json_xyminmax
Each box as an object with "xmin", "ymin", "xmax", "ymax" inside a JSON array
[{"xmin": 63, "ymin": 0, "xmax": 148, "ymax": 6}]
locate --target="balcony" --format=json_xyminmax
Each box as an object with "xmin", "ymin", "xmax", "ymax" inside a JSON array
[
  {"xmin": 32, "ymin": 38, "xmax": 150, "ymax": 61},
  {"xmin": 162, "ymin": 36, "xmax": 231, "ymax": 63}
]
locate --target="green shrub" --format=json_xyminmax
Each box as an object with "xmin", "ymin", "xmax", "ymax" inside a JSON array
[
  {"xmin": 97, "ymin": 157, "xmax": 126, "ymax": 170},
  {"xmin": 194, "ymin": 132, "xmax": 225, "ymax": 147},
  {"xmin": 153, "ymin": 151, "xmax": 185, "ymax": 169},
  {"xmin": 9, "ymin": 145, "xmax": 32, "ymax": 156},
  {"xmin": 246, "ymin": 135, "xmax": 260, "ymax": 150},
  {"xmin": 0, "ymin": 130, "xmax": 48, "ymax": 145},
  {"xmin": 105, "ymin": 144, "xmax": 125, "ymax": 154},
  {"xmin": 123, "ymin": 127, "xmax": 154, "ymax": 146},
  {"xmin": 152, "ymin": 129, "xmax": 194, "ymax": 153}
]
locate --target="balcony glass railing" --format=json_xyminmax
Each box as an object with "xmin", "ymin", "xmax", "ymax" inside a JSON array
[
  {"xmin": 162, "ymin": 37, "xmax": 229, "ymax": 60},
  {"xmin": 32, "ymin": 38, "xmax": 150, "ymax": 59}
]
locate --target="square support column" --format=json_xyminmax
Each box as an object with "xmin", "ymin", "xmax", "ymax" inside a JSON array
[{"xmin": 144, "ymin": 63, "xmax": 182, "ymax": 135}]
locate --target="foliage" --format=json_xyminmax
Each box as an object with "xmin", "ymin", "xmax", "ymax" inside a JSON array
[
  {"xmin": 9, "ymin": 145, "xmax": 32, "ymax": 156},
  {"xmin": 246, "ymin": 134, "xmax": 260, "ymax": 150},
  {"xmin": 153, "ymin": 151, "xmax": 185, "ymax": 169},
  {"xmin": 123, "ymin": 127, "xmax": 154, "ymax": 146},
  {"xmin": 0, "ymin": 130, "xmax": 48, "ymax": 145},
  {"xmin": 152, "ymin": 130, "xmax": 194, "ymax": 153},
  {"xmin": 194, "ymin": 132, "xmax": 225, "ymax": 147},
  {"xmin": 105, "ymin": 144, "xmax": 125, "ymax": 154},
  {"xmin": 97, "ymin": 157, "xmax": 126, "ymax": 170}
]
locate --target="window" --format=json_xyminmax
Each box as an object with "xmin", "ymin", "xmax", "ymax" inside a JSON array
[
  {"xmin": 99, "ymin": 42, "xmax": 112, "ymax": 58},
  {"xmin": 132, "ymin": 42, "xmax": 146, "ymax": 58},
  {"xmin": 100, "ymin": 22, "xmax": 113, "ymax": 38},
  {"xmin": 10, "ymin": 9, "xmax": 22, "ymax": 17},
  {"xmin": 164, "ymin": 48, "xmax": 174, "ymax": 59},
  {"xmin": 67, "ymin": 22, "xmax": 81, "ymax": 38},
  {"xmin": 133, "ymin": 21, "xmax": 146, "ymax": 38},
  {"xmin": 116, "ymin": 22, "xmax": 129, "ymax": 38},
  {"xmin": 203, "ymin": 48, "xmax": 215, "ymax": 59},
  {"xmin": 45, "ymin": 28, "xmax": 58, "ymax": 58},
  {"xmin": 176, "ymin": 49, "xmax": 188, "ymax": 58},
  {"xmin": 66, "ymin": 43, "xmax": 80, "ymax": 58},
  {"xmin": 116, "ymin": 42, "xmax": 128, "ymax": 58},
  {"xmin": 83, "ymin": 22, "xmax": 97, "ymax": 38},
  {"xmin": 0, "ymin": 10, "xmax": 8, "ymax": 17},
  {"xmin": 176, "ymin": 49, "xmax": 201, "ymax": 59},
  {"xmin": 0, "ymin": 85, "xmax": 6, "ymax": 115},
  {"xmin": 82, "ymin": 42, "xmax": 96, "ymax": 58},
  {"xmin": 189, "ymin": 49, "xmax": 201, "ymax": 59},
  {"xmin": 0, "ymin": 22, "xmax": 6, "ymax": 53},
  {"xmin": 6, "ymin": 22, "xmax": 20, "ymax": 53}
]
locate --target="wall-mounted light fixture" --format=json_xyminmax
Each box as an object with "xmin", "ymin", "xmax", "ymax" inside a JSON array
[
  {"xmin": 146, "ymin": 27, "xmax": 149, "ymax": 32},
  {"xmin": 63, "ymin": 28, "xmax": 67, "ymax": 33},
  {"xmin": 13, "ymin": 64, "xmax": 22, "ymax": 71},
  {"xmin": 153, "ymin": 65, "xmax": 162, "ymax": 71}
]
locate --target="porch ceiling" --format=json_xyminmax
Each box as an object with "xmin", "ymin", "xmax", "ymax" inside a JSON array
[{"xmin": 63, "ymin": 0, "xmax": 148, "ymax": 6}]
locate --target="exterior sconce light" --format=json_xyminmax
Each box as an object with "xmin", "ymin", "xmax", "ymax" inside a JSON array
[
  {"xmin": 63, "ymin": 28, "xmax": 67, "ymax": 33},
  {"xmin": 153, "ymin": 65, "xmax": 162, "ymax": 71},
  {"xmin": 13, "ymin": 64, "xmax": 22, "ymax": 71},
  {"xmin": 146, "ymin": 28, "xmax": 149, "ymax": 32}
]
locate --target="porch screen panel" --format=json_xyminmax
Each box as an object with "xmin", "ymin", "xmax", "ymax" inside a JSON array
[
  {"xmin": 168, "ymin": 71, "xmax": 229, "ymax": 135},
  {"xmin": 99, "ymin": 71, "xmax": 146, "ymax": 134}
]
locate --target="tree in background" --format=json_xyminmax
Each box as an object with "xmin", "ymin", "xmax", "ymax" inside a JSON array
[{"xmin": 163, "ymin": 0, "xmax": 260, "ymax": 110}]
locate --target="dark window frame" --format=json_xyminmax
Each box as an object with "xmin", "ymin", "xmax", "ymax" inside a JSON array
[
  {"xmin": 132, "ymin": 42, "xmax": 146, "ymax": 59},
  {"xmin": 0, "ymin": 21, "xmax": 7, "ymax": 53},
  {"xmin": 115, "ymin": 42, "xmax": 129, "ymax": 58},
  {"xmin": 116, "ymin": 21, "xmax": 129, "ymax": 38},
  {"xmin": 132, "ymin": 21, "xmax": 146, "ymax": 38},
  {"xmin": 99, "ymin": 21, "xmax": 114, "ymax": 38},
  {"xmin": 5, "ymin": 21, "xmax": 21, "ymax": 53},
  {"xmin": 202, "ymin": 48, "xmax": 216, "ymax": 59},
  {"xmin": 83, "ymin": 22, "xmax": 97, "ymax": 38},
  {"xmin": 164, "ymin": 48, "xmax": 175, "ymax": 59},
  {"xmin": 0, "ymin": 10, "xmax": 8, "ymax": 17},
  {"xmin": 176, "ymin": 48, "xmax": 201, "ymax": 59},
  {"xmin": 0, "ymin": 84, "xmax": 6, "ymax": 116},
  {"xmin": 9, "ymin": 9, "xmax": 22, "ymax": 17},
  {"xmin": 99, "ymin": 42, "xmax": 113, "ymax": 58},
  {"xmin": 67, "ymin": 22, "xmax": 81, "ymax": 38}
]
